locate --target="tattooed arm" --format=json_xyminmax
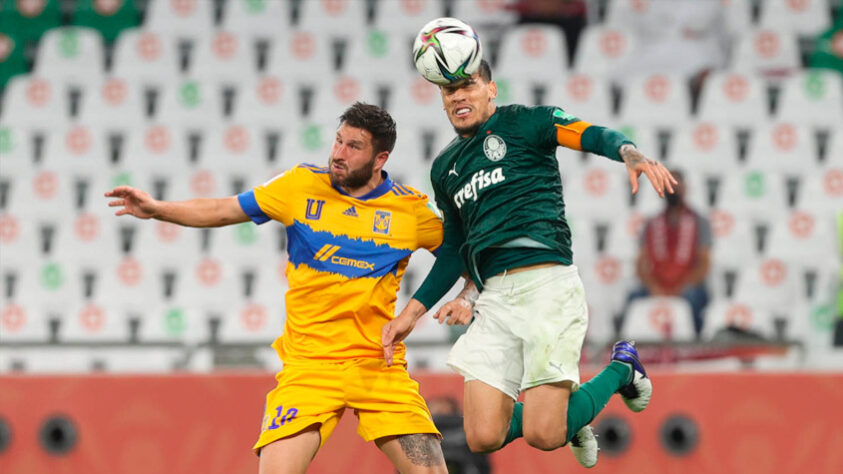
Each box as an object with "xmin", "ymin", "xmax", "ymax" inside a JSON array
[{"xmin": 619, "ymin": 144, "xmax": 677, "ymax": 197}]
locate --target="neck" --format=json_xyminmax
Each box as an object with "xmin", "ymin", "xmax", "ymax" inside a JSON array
[
  {"xmin": 342, "ymin": 171, "xmax": 384, "ymax": 198},
  {"xmin": 458, "ymin": 103, "xmax": 497, "ymax": 138}
]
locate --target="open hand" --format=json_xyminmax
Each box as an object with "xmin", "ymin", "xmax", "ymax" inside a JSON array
[{"xmin": 105, "ymin": 186, "xmax": 158, "ymax": 219}]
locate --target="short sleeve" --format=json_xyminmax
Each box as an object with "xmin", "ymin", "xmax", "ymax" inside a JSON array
[
  {"xmin": 416, "ymin": 197, "xmax": 444, "ymax": 254},
  {"xmin": 238, "ymin": 167, "xmax": 301, "ymax": 226}
]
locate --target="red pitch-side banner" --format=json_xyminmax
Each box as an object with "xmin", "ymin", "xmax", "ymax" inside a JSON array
[{"xmin": 0, "ymin": 371, "xmax": 841, "ymax": 474}]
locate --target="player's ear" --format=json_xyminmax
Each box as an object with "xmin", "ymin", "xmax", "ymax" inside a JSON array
[
  {"xmin": 374, "ymin": 150, "xmax": 389, "ymax": 170},
  {"xmin": 488, "ymin": 80, "xmax": 497, "ymax": 101}
]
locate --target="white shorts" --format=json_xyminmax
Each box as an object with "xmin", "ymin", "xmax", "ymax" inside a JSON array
[{"xmin": 447, "ymin": 264, "xmax": 588, "ymax": 400}]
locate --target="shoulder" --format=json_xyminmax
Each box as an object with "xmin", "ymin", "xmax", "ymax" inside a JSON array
[{"xmin": 388, "ymin": 181, "xmax": 428, "ymax": 201}]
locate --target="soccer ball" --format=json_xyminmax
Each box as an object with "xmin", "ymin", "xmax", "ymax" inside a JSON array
[{"xmin": 413, "ymin": 17, "xmax": 482, "ymax": 86}]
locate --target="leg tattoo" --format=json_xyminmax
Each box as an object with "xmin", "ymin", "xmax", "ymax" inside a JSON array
[{"xmin": 397, "ymin": 434, "xmax": 443, "ymax": 467}]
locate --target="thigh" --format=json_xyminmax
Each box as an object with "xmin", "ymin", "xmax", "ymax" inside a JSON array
[
  {"xmin": 522, "ymin": 381, "xmax": 573, "ymax": 433},
  {"xmin": 347, "ymin": 359, "xmax": 440, "ymax": 442},
  {"xmin": 463, "ymin": 379, "xmax": 515, "ymax": 441},
  {"xmin": 253, "ymin": 364, "xmax": 346, "ymax": 454},
  {"xmin": 517, "ymin": 266, "xmax": 588, "ymax": 392},
  {"xmin": 376, "ymin": 434, "xmax": 447, "ymax": 474},
  {"xmin": 258, "ymin": 426, "xmax": 321, "ymax": 474}
]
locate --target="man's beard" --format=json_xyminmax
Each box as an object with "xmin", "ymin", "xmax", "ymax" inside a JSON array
[
  {"xmin": 452, "ymin": 121, "xmax": 481, "ymax": 137},
  {"xmin": 329, "ymin": 157, "xmax": 375, "ymax": 190}
]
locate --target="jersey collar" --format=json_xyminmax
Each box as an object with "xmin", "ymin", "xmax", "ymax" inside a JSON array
[{"xmin": 332, "ymin": 170, "xmax": 394, "ymax": 201}]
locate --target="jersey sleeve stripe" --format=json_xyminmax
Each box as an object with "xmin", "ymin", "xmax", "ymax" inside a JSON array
[
  {"xmin": 237, "ymin": 190, "xmax": 271, "ymax": 224},
  {"xmin": 554, "ymin": 120, "xmax": 592, "ymax": 151}
]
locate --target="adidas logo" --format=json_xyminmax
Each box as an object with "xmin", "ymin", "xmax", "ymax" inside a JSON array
[{"xmin": 342, "ymin": 206, "xmax": 358, "ymax": 217}]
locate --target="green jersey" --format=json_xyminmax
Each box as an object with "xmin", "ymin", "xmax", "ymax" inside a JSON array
[{"xmin": 413, "ymin": 104, "xmax": 633, "ymax": 307}]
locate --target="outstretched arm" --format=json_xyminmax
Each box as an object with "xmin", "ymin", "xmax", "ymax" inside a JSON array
[{"xmin": 105, "ymin": 186, "xmax": 250, "ymax": 227}]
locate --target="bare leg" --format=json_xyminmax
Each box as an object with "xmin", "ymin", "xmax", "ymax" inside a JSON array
[
  {"xmin": 258, "ymin": 425, "xmax": 321, "ymax": 474},
  {"xmin": 462, "ymin": 380, "xmax": 515, "ymax": 453},
  {"xmin": 522, "ymin": 381, "xmax": 573, "ymax": 451},
  {"xmin": 376, "ymin": 433, "xmax": 448, "ymax": 474}
]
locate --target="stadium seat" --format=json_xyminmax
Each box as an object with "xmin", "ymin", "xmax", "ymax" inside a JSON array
[
  {"xmin": 71, "ymin": 0, "xmax": 140, "ymax": 44},
  {"xmin": 296, "ymin": 0, "xmax": 369, "ymax": 38},
  {"xmin": 372, "ymin": 0, "xmax": 445, "ymax": 36},
  {"xmin": 111, "ymin": 28, "xmax": 182, "ymax": 89},
  {"xmin": 716, "ymin": 170, "xmax": 789, "ymax": 225},
  {"xmin": 0, "ymin": 32, "xmax": 27, "ymax": 90},
  {"xmin": 449, "ymin": 0, "xmax": 518, "ymax": 38},
  {"xmin": 572, "ymin": 26, "xmax": 637, "ymax": 82},
  {"xmin": 204, "ymin": 218, "xmax": 280, "ymax": 266},
  {"xmin": 563, "ymin": 162, "xmax": 631, "ymax": 222},
  {"xmin": 143, "ymin": 0, "xmax": 214, "ymax": 41},
  {"xmin": 76, "ymin": 76, "xmax": 148, "ymax": 132},
  {"xmin": 707, "ymin": 207, "xmax": 758, "ymax": 298},
  {"xmin": 795, "ymin": 169, "xmax": 842, "ymax": 221},
  {"xmin": 308, "ymin": 75, "xmax": 381, "ymax": 123},
  {"xmin": 342, "ymin": 29, "xmax": 416, "ymax": 86},
  {"xmin": 9, "ymin": 168, "xmax": 78, "ymax": 220},
  {"xmin": 702, "ymin": 298, "xmax": 777, "ymax": 341},
  {"xmin": 221, "ymin": 0, "xmax": 293, "ymax": 39},
  {"xmin": 231, "ymin": 75, "xmax": 300, "ymax": 132},
  {"xmin": 580, "ymin": 249, "xmax": 636, "ymax": 340},
  {"xmin": 758, "ymin": 0, "xmax": 831, "ymax": 36},
  {"xmin": 623, "ymin": 296, "xmax": 695, "ymax": 341},
  {"xmin": 156, "ymin": 78, "xmax": 226, "ymax": 131},
  {"xmin": 388, "ymin": 75, "xmax": 449, "ymax": 129},
  {"xmin": 545, "ymin": 74, "xmax": 614, "ymax": 126},
  {"xmin": 617, "ymin": 73, "xmax": 692, "ymax": 129},
  {"xmin": 264, "ymin": 28, "xmax": 336, "ymax": 88},
  {"xmin": 34, "ymin": 27, "xmax": 106, "ymax": 88},
  {"xmin": 198, "ymin": 123, "xmax": 273, "ymax": 186},
  {"xmin": 733, "ymin": 257, "xmax": 801, "ymax": 314},
  {"xmin": 117, "ymin": 122, "xmax": 192, "ymax": 181},
  {"xmin": 0, "ymin": 0, "xmax": 61, "ymax": 43},
  {"xmin": 765, "ymin": 209, "xmax": 839, "ymax": 274},
  {"xmin": 696, "ymin": 71, "xmax": 770, "ymax": 129},
  {"xmin": 601, "ymin": 211, "xmax": 647, "ymax": 262},
  {"xmin": 743, "ymin": 121, "xmax": 817, "ymax": 177},
  {"xmin": 634, "ymin": 171, "xmax": 708, "ymax": 217},
  {"xmin": 137, "ymin": 302, "xmax": 209, "ymax": 345},
  {"xmin": 720, "ymin": 0, "xmax": 753, "ymax": 38},
  {"xmin": 775, "ymin": 69, "xmax": 843, "ymax": 131},
  {"xmin": 0, "ymin": 75, "xmax": 71, "ymax": 131},
  {"xmin": 667, "ymin": 121, "xmax": 741, "ymax": 180},
  {"xmin": 495, "ymin": 24, "xmax": 569, "ymax": 91},
  {"xmin": 40, "ymin": 124, "xmax": 110, "ymax": 176},
  {"xmin": 0, "ymin": 125, "xmax": 36, "ymax": 176},
  {"xmin": 731, "ymin": 29, "xmax": 801, "ymax": 78},
  {"xmin": 189, "ymin": 30, "xmax": 259, "ymax": 88},
  {"xmin": 274, "ymin": 118, "xmax": 335, "ymax": 170},
  {"xmin": 58, "ymin": 298, "xmax": 130, "ymax": 343}
]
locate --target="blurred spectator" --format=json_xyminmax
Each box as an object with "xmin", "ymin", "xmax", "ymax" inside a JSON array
[
  {"xmin": 429, "ymin": 396, "xmax": 490, "ymax": 474},
  {"xmin": 510, "ymin": 0, "xmax": 587, "ymax": 63},
  {"xmin": 810, "ymin": 14, "xmax": 843, "ymax": 73},
  {"xmin": 623, "ymin": 170, "xmax": 711, "ymax": 336},
  {"xmin": 610, "ymin": 0, "xmax": 730, "ymax": 81}
]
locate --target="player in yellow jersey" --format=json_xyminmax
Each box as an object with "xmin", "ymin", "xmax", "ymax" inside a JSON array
[{"xmin": 105, "ymin": 103, "xmax": 448, "ymax": 474}]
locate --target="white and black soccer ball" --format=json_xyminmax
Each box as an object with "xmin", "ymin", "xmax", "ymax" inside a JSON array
[{"xmin": 413, "ymin": 17, "xmax": 482, "ymax": 86}]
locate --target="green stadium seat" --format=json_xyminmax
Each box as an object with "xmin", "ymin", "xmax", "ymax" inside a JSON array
[
  {"xmin": 0, "ymin": 0, "xmax": 61, "ymax": 43},
  {"xmin": 71, "ymin": 0, "xmax": 139, "ymax": 44}
]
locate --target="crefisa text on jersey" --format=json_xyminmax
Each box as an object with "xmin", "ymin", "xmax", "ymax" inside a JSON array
[{"xmin": 453, "ymin": 167, "xmax": 506, "ymax": 209}]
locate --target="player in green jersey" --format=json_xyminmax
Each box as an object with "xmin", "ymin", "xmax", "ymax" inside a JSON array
[{"xmin": 383, "ymin": 59, "xmax": 676, "ymax": 468}]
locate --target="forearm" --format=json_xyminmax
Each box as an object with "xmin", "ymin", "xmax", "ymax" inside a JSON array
[
  {"xmin": 412, "ymin": 250, "xmax": 464, "ymax": 309},
  {"xmin": 154, "ymin": 197, "xmax": 246, "ymax": 228},
  {"xmin": 580, "ymin": 126, "xmax": 635, "ymax": 162}
]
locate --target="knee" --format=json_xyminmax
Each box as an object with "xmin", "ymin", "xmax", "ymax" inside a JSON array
[
  {"xmin": 523, "ymin": 425, "xmax": 566, "ymax": 452},
  {"xmin": 465, "ymin": 427, "xmax": 506, "ymax": 454}
]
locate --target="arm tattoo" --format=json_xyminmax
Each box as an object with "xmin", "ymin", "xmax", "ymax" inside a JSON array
[
  {"xmin": 398, "ymin": 434, "xmax": 444, "ymax": 467},
  {"xmin": 619, "ymin": 144, "xmax": 645, "ymax": 166}
]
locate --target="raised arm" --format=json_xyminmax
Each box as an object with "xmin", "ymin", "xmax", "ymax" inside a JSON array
[
  {"xmin": 553, "ymin": 115, "xmax": 676, "ymax": 197},
  {"xmin": 105, "ymin": 185, "xmax": 250, "ymax": 228}
]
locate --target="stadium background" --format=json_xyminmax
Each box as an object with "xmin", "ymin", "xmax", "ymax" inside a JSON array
[{"xmin": 0, "ymin": 0, "xmax": 841, "ymax": 472}]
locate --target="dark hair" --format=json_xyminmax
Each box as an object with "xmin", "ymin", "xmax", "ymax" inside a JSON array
[
  {"xmin": 338, "ymin": 102, "xmax": 397, "ymax": 154},
  {"xmin": 477, "ymin": 59, "xmax": 492, "ymax": 82}
]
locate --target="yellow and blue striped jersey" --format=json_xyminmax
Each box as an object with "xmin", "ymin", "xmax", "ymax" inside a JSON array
[{"xmin": 237, "ymin": 164, "xmax": 443, "ymax": 363}]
